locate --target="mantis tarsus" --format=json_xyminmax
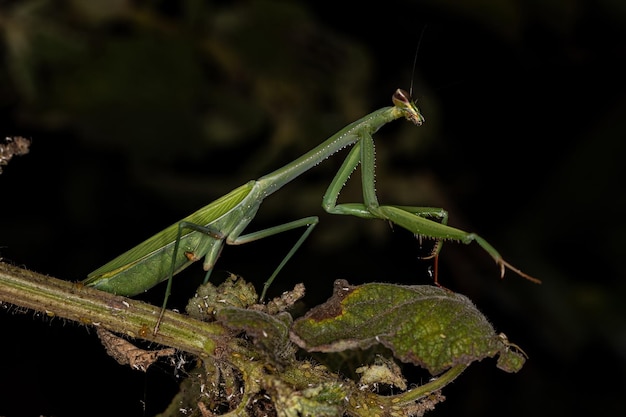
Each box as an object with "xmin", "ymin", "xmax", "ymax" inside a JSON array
[{"xmin": 84, "ymin": 89, "xmax": 540, "ymax": 332}]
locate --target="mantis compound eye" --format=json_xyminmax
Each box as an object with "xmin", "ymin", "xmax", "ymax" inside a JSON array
[
  {"xmin": 393, "ymin": 88, "xmax": 424, "ymax": 126},
  {"xmin": 392, "ymin": 89, "xmax": 412, "ymax": 106}
]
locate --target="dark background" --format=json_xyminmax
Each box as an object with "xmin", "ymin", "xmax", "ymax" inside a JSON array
[{"xmin": 1, "ymin": 0, "xmax": 624, "ymax": 415}]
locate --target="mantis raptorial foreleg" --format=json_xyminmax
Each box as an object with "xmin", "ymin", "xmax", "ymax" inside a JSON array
[{"xmin": 322, "ymin": 109, "xmax": 540, "ymax": 284}]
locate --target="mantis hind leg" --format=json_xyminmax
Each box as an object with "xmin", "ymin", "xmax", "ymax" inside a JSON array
[
  {"xmin": 155, "ymin": 220, "xmax": 227, "ymax": 333},
  {"xmin": 154, "ymin": 216, "xmax": 318, "ymax": 331}
]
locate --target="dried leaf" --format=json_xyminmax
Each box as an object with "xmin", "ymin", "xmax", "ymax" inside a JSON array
[{"xmin": 96, "ymin": 328, "xmax": 175, "ymax": 371}]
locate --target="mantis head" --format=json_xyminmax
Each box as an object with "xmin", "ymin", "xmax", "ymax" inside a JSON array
[{"xmin": 393, "ymin": 89, "xmax": 425, "ymax": 126}]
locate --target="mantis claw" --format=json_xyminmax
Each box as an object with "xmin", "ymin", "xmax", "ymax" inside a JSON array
[{"xmin": 498, "ymin": 259, "xmax": 541, "ymax": 284}]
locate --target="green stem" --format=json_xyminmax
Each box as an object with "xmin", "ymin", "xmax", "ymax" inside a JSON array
[
  {"xmin": 0, "ymin": 262, "xmax": 227, "ymax": 356},
  {"xmin": 386, "ymin": 364, "xmax": 467, "ymax": 403},
  {"xmin": 346, "ymin": 364, "xmax": 467, "ymax": 416}
]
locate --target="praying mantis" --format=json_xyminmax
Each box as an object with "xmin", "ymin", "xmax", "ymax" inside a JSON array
[{"xmin": 84, "ymin": 89, "xmax": 540, "ymax": 331}]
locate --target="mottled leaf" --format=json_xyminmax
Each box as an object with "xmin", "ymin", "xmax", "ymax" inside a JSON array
[{"xmin": 290, "ymin": 279, "xmax": 526, "ymax": 375}]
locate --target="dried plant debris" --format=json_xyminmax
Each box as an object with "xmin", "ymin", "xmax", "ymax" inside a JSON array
[
  {"xmin": 186, "ymin": 274, "xmax": 305, "ymax": 321},
  {"xmin": 356, "ymin": 355, "xmax": 407, "ymax": 391},
  {"xmin": 254, "ymin": 282, "xmax": 306, "ymax": 315},
  {"xmin": 96, "ymin": 327, "xmax": 175, "ymax": 371},
  {"xmin": 0, "ymin": 136, "xmax": 31, "ymax": 173},
  {"xmin": 186, "ymin": 273, "xmax": 259, "ymax": 321}
]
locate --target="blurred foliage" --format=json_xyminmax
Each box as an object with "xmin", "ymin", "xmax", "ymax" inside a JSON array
[
  {"xmin": 2, "ymin": 0, "xmax": 375, "ymax": 167},
  {"xmin": 1, "ymin": 0, "xmax": 625, "ymax": 416}
]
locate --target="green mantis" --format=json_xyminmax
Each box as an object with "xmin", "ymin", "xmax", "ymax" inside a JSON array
[{"xmin": 84, "ymin": 89, "xmax": 539, "ymax": 331}]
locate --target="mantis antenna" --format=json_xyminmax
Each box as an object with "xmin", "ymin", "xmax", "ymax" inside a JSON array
[{"xmin": 409, "ymin": 25, "xmax": 428, "ymax": 98}]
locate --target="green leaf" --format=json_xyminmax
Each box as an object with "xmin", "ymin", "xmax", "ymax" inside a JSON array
[
  {"xmin": 290, "ymin": 279, "xmax": 526, "ymax": 375},
  {"xmin": 216, "ymin": 308, "xmax": 295, "ymax": 363}
]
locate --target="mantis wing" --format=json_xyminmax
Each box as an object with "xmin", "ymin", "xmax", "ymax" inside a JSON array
[{"xmin": 86, "ymin": 181, "xmax": 254, "ymax": 281}]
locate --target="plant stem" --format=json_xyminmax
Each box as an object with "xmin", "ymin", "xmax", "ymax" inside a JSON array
[{"xmin": 0, "ymin": 262, "xmax": 226, "ymax": 357}]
